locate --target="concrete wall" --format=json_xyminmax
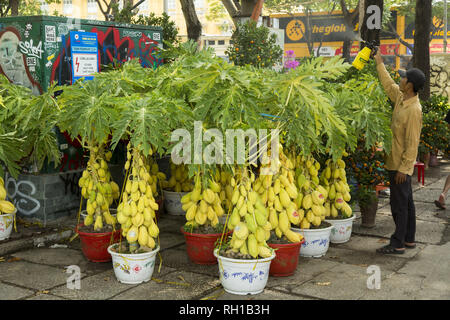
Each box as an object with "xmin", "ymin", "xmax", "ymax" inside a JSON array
[{"xmin": 430, "ymin": 53, "xmax": 450, "ymax": 98}]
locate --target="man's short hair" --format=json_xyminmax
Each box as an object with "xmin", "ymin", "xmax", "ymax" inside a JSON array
[{"xmin": 398, "ymin": 68, "xmax": 426, "ymax": 93}]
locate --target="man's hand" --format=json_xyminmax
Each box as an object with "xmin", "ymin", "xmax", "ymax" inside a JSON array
[
  {"xmin": 395, "ymin": 171, "xmax": 407, "ymax": 184},
  {"xmin": 373, "ymin": 49, "xmax": 383, "ymax": 65}
]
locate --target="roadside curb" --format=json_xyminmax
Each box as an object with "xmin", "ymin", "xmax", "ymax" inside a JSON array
[{"xmin": 0, "ymin": 229, "xmax": 74, "ymax": 256}]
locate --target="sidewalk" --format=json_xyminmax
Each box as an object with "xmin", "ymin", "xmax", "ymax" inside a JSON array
[{"xmin": 0, "ymin": 160, "xmax": 449, "ymax": 300}]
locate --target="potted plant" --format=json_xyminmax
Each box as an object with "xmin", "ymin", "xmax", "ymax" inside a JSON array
[
  {"xmin": 0, "ymin": 177, "xmax": 17, "ymax": 241},
  {"xmin": 179, "ymin": 166, "xmax": 232, "ymax": 265},
  {"xmin": 254, "ymin": 146, "xmax": 304, "ymax": 277},
  {"xmin": 56, "ymin": 73, "xmax": 125, "ymax": 262},
  {"xmin": 104, "ymin": 60, "xmax": 182, "ymax": 283},
  {"xmin": 290, "ymin": 155, "xmax": 334, "ymax": 258},
  {"xmin": 345, "ymin": 140, "xmax": 389, "ymax": 228},
  {"xmin": 214, "ymin": 166, "xmax": 275, "ymax": 295},
  {"xmin": 418, "ymin": 95, "xmax": 450, "ymax": 167},
  {"xmin": 322, "ymin": 156, "xmax": 356, "ymax": 244},
  {"xmin": 420, "ymin": 108, "xmax": 450, "ymax": 168},
  {"xmin": 0, "ymin": 127, "xmax": 26, "ymax": 240},
  {"xmin": 161, "ymin": 161, "xmax": 193, "ymax": 215},
  {"xmin": 0, "ymin": 77, "xmax": 67, "ymax": 222},
  {"xmin": 109, "ymin": 145, "xmax": 161, "ymax": 284}
]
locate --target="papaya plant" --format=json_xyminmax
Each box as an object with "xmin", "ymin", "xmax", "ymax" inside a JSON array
[
  {"xmin": 0, "ymin": 75, "xmax": 60, "ymax": 176},
  {"xmin": 56, "ymin": 74, "xmax": 124, "ymax": 231}
]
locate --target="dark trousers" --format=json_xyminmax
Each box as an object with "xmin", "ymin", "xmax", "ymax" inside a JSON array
[{"xmin": 388, "ymin": 170, "xmax": 416, "ymax": 248}]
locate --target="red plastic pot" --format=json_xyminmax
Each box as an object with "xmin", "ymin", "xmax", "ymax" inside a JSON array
[
  {"xmin": 77, "ymin": 224, "xmax": 121, "ymax": 262},
  {"xmin": 268, "ymin": 239, "xmax": 305, "ymax": 277},
  {"xmin": 181, "ymin": 227, "xmax": 232, "ymax": 265}
]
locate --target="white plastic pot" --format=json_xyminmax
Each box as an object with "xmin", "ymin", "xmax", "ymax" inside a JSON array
[
  {"xmin": 291, "ymin": 224, "xmax": 334, "ymax": 258},
  {"xmin": 325, "ymin": 215, "xmax": 356, "ymax": 244},
  {"xmin": 0, "ymin": 210, "xmax": 16, "ymax": 241},
  {"xmin": 108, "ymin": 244, "xmax": 160, "ymax": 284},
  {"xmin": 163, "ymin": 190, "xmax": 188, "ymax": 215},
  {"xmin": 213, "ymin": 249, "xmax": 275, "ymax": 295}
]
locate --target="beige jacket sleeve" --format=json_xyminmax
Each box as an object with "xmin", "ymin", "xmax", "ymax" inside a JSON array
[
  {"xmin": 376, "ymin": 63, "xmax": 402, "ymax": 104},
  {"xmin": 397, "ymin": 107, "xmax": 422, "ymax": 175}
]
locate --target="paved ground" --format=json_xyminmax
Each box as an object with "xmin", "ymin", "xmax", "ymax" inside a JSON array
[{"xmin": 0, "ymin": 159, "xmax": 449, "ymax": 301}]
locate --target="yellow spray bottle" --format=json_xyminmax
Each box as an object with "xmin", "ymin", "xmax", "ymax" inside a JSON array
[{"xmin": 352, "ymin": 41, "xmax": 377, "ymax": 70}]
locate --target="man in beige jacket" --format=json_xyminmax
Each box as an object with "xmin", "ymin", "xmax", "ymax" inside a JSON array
[{"xmin": 373, "ymin": 50, "xmax": 425, "ymax": 254}]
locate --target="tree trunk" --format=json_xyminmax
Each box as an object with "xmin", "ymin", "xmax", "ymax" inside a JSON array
[
  {"xmin": 180, "ymin": 0, "xmax": 202, "ymax": 42},
  {"xmin": 342, "ymin": 40, "xmax": 351, "ymax": 62},
  {"xmin": 413, "ymin": 0, "xmax": 431, "ymax": 100},
  {"xmin": 340, "ymin": 0, "xmax": 360, "ymax": 62},
  {"xmin": 240, "ymin": 0, "xmax": 257, "ymax": 18},
  {"xmin": 360, "ymin": 0, "xmax": 383, "ymax": 48},
  {"xmin": 9, "ymin": 0, "xmax": 19, "ymax": 16}
]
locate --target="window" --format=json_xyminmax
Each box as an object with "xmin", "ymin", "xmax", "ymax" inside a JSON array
[
  {"xmin": 139, "ymin": 0, "xmax": 149, "ymax": 11},
  {"xmin": 194, "ymin": 0, "xmax": 204, "ymax": 8},
  {"xmin": 63, "ymin": 0, "xmax": 73, "ymax": 14},
  {"xmin": 208, "ymin": 40, "xmax": 215, "ymax": 46},
  {"xmin": 40, "ymin": 0, "xmax": 49, "ymax": 13},
  {"xmin": 167, "ymin": 0, "xmax": 176, "ymax": 10},
  {"xmin": 218, "ymin": 40, "xmax": 225, "ymax": 45},
  {"xmin": 87, "ymin": 0, "xmax": 97, "ymax": 13}
]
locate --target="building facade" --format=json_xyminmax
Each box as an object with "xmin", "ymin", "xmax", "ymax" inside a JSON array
[{"xmin": 39, "ymin": 0, "xmax": 234, "ymax": 56}]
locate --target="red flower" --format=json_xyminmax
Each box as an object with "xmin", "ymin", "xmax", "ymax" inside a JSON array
[{"xmin": 133, "ymin": 265, "xmax": 142, "ymax": 273}]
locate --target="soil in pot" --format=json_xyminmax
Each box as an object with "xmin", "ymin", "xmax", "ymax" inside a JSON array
[
  {"xmin": 109, "ymin": 241, "xmax": 158, "ymax": 255},
  {"xmin": 182, "ymin": 223, "xmax": 227, "ymax": 235},
  {"xmin": 217, "ymin": 247, "xmax": 254, "ymax": 260},
  {"xmin": 77, "ymin": 223, "xmax": 120, "ymax": 234},
  {"xmin": 267, "ymin": 230, "xmax": 292, "ymax": 244},
  {"xmin": 307, "ymin": 221, "xmax": 332, "ymax": 230}
]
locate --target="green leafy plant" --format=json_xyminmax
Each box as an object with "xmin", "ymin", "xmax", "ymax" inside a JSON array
[
  {"xmin": 419, "ymin": 110, "xmax": 450, "ymax": 156},
  {"xmin": 0, "ymin": 75, "xmax": 60, "ymax": 176},
  {"xmin": 225, "ymin": 20, "xmax": 283, "ymax": 69}
]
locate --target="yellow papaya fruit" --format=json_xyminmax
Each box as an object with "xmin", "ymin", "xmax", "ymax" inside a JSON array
[
  {"xmin": 274, "ymin": 196, "xmax": 284, "ymax": 212},
  {"xmin": 300, "ymin": 218, "xmax": 310, "ymax": 229},
  {"xmin": 278, "ymin": 211, "xmax": 289, "ymax": 233},
  {"xmin": 302, "ymin": 194, "xmax": 312, "ymax": 210},
  {"xmin": 127, "ymin": 226, "xmax": 139, "ymax": 243},
  {"xmin": 186, "ymin": 204, "xmax": 197, "ymax": 221},
  {"xmin": 84, "ymin": 214, "xmax": 94, "ymax": 226},
  {"xmin": 244, "ymin": 213, "xmax": 257, "ymax": 233},
  {"xmin": 256, "ymin": 227, "xmax": 265, "ymax": 243},
  {"xmin": 247, "ymin": 235, "xmax": 258, "ymax": 258},
  {"xmin": 258, "ymin": 245, "xmax": 272, "ymax": 258},
  {"xmin": 306, "ymin": 210, "xmax": 315, "ymax": 223},
  {"xmin": 148, "ymin": 222, "xmax": 159, "ymax": 238}
]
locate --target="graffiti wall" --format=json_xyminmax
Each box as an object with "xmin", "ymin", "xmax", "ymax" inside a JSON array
[
  {"xmin": 430, "ymin": 54, "xmax": 450, "ymax": 98},
  {"xmin": 0, "ymin": 16, "xmax": 163, "ymax": 93},
  {"xmin": 50, "ymin": 23, "xmax": 163, "ymax": 86},
  {"xmin": 0, "ymin": 25, "xmax": 42, "ymax": 94}
]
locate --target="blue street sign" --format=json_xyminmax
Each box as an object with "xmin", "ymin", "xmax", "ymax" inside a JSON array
[{"xmin": 70, "ymin": 31, "xmax": 99, "ymax": 84}]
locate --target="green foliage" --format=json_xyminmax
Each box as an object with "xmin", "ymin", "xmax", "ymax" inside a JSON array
[
  {"xmin": 0, "ymin": 75, "xmax": 60, "ymax": 176},
  {"xmin": 419, "ymin": 95, "xmax": 450, "ymax": 156},
  {"xmin": 225, "ymin": 21, "xmax": 283, "ymax": 69},
  {"xmin": 356, "ymin": 184, "xmax": 378, "ymax": 209},
  {"xmin": 419, "ymin": 110, "xmax": 450, "ymax": 156},
  {"xmin": 134, "ymin": 12, "xmax": 179, "ymax": 49},
  {"xmin": 110, "ymin": 3, "xmax": 179, "ymax": 49}
]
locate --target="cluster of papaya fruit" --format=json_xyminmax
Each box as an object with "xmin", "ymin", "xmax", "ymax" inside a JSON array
[{"xmin": 79, "ymin": 146, "xmax": 120, "ymax": 231}]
